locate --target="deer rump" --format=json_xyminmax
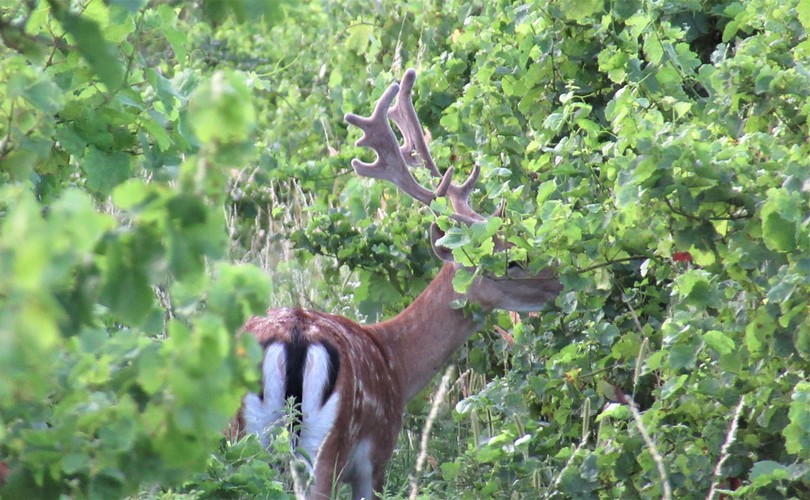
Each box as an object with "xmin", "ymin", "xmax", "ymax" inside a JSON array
[{"xmin": 238, "ymin": 307, "xmax": 403, "ymax": 493}]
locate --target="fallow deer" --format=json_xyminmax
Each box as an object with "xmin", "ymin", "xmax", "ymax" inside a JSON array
[{"xmin": 235, "ymin": 69, "xmax": 562, "ymax": 499}]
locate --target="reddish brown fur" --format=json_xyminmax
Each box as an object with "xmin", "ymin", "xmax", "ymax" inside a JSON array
[
  {"xmin": 234, "ymin": 262, "xmax": 560, "ymax": 498},
  {"xmin": 234, "ymin": 68, "xmax": 561, "ymax": 499},
  {"xmin": 236, "ymin": 308, "xmax": 404, "ymax": 497}
]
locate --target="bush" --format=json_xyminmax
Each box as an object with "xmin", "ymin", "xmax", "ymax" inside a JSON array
[{"xmin": 0, "ymin": 0, "xmax": 808, "ymax": 497}]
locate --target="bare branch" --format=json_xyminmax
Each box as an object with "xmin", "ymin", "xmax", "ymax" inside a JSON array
[
  {"xmin": 409, "ymin": 365, "xmax": 454, "ymax": 500},
  {"xmin": 614, "ymin": 388, "xmax": 672, "ymax": 500},
  {"xmin": 706, "ymin": 396, "xmax": 746, "ymax": 500}
]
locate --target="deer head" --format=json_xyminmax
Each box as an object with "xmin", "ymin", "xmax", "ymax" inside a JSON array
[{"xmin": 344, "ymin": 68, "xmax": 561, "ymax": 313}]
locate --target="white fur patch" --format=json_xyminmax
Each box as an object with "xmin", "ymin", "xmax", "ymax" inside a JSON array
[
  {"xmin": 243, "ymin": 343, "xmax": 286, "ymax": 446},
  {"xmin": 243, "ymin": 341, "xmax": 340, "ymax": 473},
  {"xmin": 299, "ymin": 344, "xmax": 340, "ymax": 468}
]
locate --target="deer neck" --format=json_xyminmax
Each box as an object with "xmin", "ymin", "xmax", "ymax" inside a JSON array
[{"xmin": 370, "ymin": 262, "xmax": 479, "ymax": 402}]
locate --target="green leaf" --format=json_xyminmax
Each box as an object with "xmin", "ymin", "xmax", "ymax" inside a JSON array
[
  {"xmin": 109, "ymin": 0, "xmax": 147, "ymax": 12},
  {"xmin": 668, "ymin": 344, "xmax": 698, "ymax": 370},
  {"xmin": 345, "ymin": 23, "xmax": 374, "ymax": 55},
  {"xmin": 435, "ymin": 227, "xmax": 470, "ymax": 249},
  {"xmin": 440, "ymin": 461, "xmax": 461, "ymax": 481},
  {"xmin": 83, "ymin": 147, "xmax": 131, "ymax": 196},
  {"xmin": 749, "ymin": 460, "xmax": 791, "ymax": 486},
  {"xmin": 61, "ymin": 452, "xmax": 90, "ymax": 475},
  {"xmin": 22, "ymin": 74, "xmax": 64, "ymax": 113},
  {"xmin": 188, "ymin": 70, "xmax": 256, "ymax": 144},
  {"xmin": 799, "ymin": 0, "xmax": 810, "ymax": 30},
  {"xmin": 49, "ymin": 189, "xmax": 115, "ymax": 256},
  {"xmin": 783, "ymin": 381, "xmax": 810, "ymax": 457},
  {"xmin": 674, "ymin": 269, "xmax": 718, "ymax": 307},
  {"xmin": 201, "ymin": 0, "xmax": 284, "ymax": 25},
  {"xmin": 535, "ymin": 180, "xmax": 557, "ymax": 205},
  {"xmin": 559, "ymin": 0, "xmax": 603, "ymax": 22},
  {"xmin": 136, "ymin": 345, "xmax": 165, "ymax": 396},
  {"xmin": 140, "ymin": 115, "xmax": 172, "ymax": 151},
  {"xmin": 451, "ymin": 267, "xmax": 475, "ymax": 293},
  {"xmin": 761, "ymin": 188, "xmax": 800, "ymax": 253},
  {"xmin": 762, "ymin": 212, "xmax": 797, "ymax": 253},
  {"xmin": 99, "ymin": 227, "xmax": 160, "ymax": 325},
  {"xmin": 703, "ymin": 330, "xmax": 734, "ymax": 355},
  {"xmin": 207, "ymin": 263, "xmax": 272, "ymax": 332},
  {"xmin": 596, "ymin": 402, "xmax": 631, "ymax": 421},
  {"xmin": 745, "ymin": 307, "xmax": 775, "ymax": 354},
  {"xmin": 660, "ymin": 374, "xmax": 688, "ymax": 399},
  {"xmin": 157, "ymin": 4, "xmax": 187, "ymax": 63},
  {"xmin": 579, "ymin": 453, "xmax": 598, "ymax": 482},
  {"xmin": 55, "ymin": 10, "xmax": 124, "ymax": 90}
]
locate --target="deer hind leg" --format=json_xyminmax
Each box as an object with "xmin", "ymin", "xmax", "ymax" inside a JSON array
[
  {"xmin": 346, "ymin": 438, "xmax": 374, "ymax": 500},
  {"xmin": 309, "ymin": 436, "xmax": 374, "ymax": 500}
]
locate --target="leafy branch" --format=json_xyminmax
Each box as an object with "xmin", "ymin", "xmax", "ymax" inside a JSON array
[
  {"xmin": 577, "ymin": 255, "xmax": 649, "ymax": 274},
  {"xmin": 663, "ymin": 196, "xmax": 751, "ymax": 222}
]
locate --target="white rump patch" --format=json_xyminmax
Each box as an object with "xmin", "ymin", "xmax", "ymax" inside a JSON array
[
  {"xmin": 243, "ymin": 341, "xmax": 340, "ymax": 470},
  {"xmin": 243, "ymin": 343, "xmax": 286, "ymax": 447},
  {"xmin": 299, "ymin": 344, "xmax": 340, "ymax": 468}
]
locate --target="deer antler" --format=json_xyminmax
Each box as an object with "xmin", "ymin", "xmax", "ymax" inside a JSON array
[{"xmin": 345, "ymin": 69, "xmax": 486, "ymax": 226}]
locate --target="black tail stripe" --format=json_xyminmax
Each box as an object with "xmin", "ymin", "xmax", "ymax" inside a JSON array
[
  {"xmin": 320, "ymin": 340, "xmax": 341, "ymax": 405},
  {"xmin": 284, "ymin": 324, "xmax": 309, "ymax": 409}
]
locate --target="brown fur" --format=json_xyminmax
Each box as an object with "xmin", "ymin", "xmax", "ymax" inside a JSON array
[
  {"xmin": 236, "ymin": 308, "xmax": 403, "ymax": 497},
  {"xmin": 234, "ymin": 262, "xmax": 560, "ymax": 498}
]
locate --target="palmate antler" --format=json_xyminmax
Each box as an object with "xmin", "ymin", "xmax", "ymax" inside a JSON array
[{"xmin": 344, "ymin": 69, "xmax": 486, "ymax": 226}]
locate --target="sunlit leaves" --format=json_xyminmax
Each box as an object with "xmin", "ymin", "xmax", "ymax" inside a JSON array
[
  {"xmin": 156, "ymin": 4, "xmax": 188, "ymax": 64},
  {"xmin": 345, "ymin": 23, "xmax": 374, "ymax": 55},
  {"xmin": 51, "ymin": 5, "xmax": 125, "ymax": 91},
  {"xmin": 2, "ymin": 0, "xmax": 810, "ymax": 497},
  {"xmin": 188, "ymin": 70, "xmax": 256, "ymax": 144},
  {"xmin": 784, "ymin": 381, "xmax": 810, "ymax": 458},
  {"xmin": 7, "ymin": 67, "xmax": 64, "ymax": 114},
  {"xmin": 702, "ymin": 330, "xmax": 735, "ymax": 356},
  {"xmin": 761, "ymin": 187, "xmax": 802, "ymax": 253},
  {"xmin": 208, "ymin": 263, "xmax": 273, "ymax": 332},
  {"xmin": 0, "ymin": 2, "xmax": 276, "ymax": 497}
]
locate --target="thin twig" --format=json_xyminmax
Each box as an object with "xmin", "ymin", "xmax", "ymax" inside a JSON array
[
  {"xmin": 577, "ymin": 255, "xmax": 647, "ymax": 273},
  {"xmin": 547, "ymin": 434, "xmax": 588, "ymax": 497},
  {"xmin": 663, "ymin": 196, "xmax": 750, "ymax": 221},
  {"xmin": 614, "ymin": 388, "xmax": 672, "ymax": 500},
  {"xmin": 622, "ymin": 291, "xmax": 644, "ymax": 334},
  {"xmin": 546, "ymin": 398, "xmax": 593, "ymax": 497},
  {"xmin": 154, "ymin": 285, "xmax": 175, "ymax": 340},
  {"xmin": 706, "ymin": 396, "xmax": 746, "ymax": 500},
  {"xmin": 289, "ymin": 459, "xmax": 306, "ymax": 500},
  {"xmin": 409, "ymin": 365, "xmax": 454, "ymax": 500}
]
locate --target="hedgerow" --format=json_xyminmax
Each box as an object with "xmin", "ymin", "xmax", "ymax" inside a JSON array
[{"xmin": 0, "ymin": 0, "xmax": 808, "ymax": 498}]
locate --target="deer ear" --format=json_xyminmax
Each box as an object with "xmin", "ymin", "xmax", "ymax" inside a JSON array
[{"xmin": 430, "ymin": 223, "xmax": 455, "ymax": 262}]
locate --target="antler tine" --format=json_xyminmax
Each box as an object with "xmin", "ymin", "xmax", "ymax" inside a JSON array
[
  {"xmin": 345, "ymin": 80, "xmax": 453, "ymax": 206},
  {"xmin": 389, "ymin": 69, "xmax": 443, "ymax": 179},
  {"xmin": 389, "ymin": 70, "xmax": 488, "ymax": 226},
  {"xmin": 345, "ymin": 69, "xmax": 488, "ymax": 227},
  {"xmin": 446, "ymin": 164, "xmax": 487, "ymax": 224}
]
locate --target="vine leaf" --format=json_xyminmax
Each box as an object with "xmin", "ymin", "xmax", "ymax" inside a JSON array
[{"xmin": 52, "ymin": 8, "xmax": 125, "ymax": 91}]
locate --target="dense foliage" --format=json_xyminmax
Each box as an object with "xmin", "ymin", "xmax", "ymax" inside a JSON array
[{"xmin": 1, "ymin": 0, "xmax": 808, "ymax": 498}]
